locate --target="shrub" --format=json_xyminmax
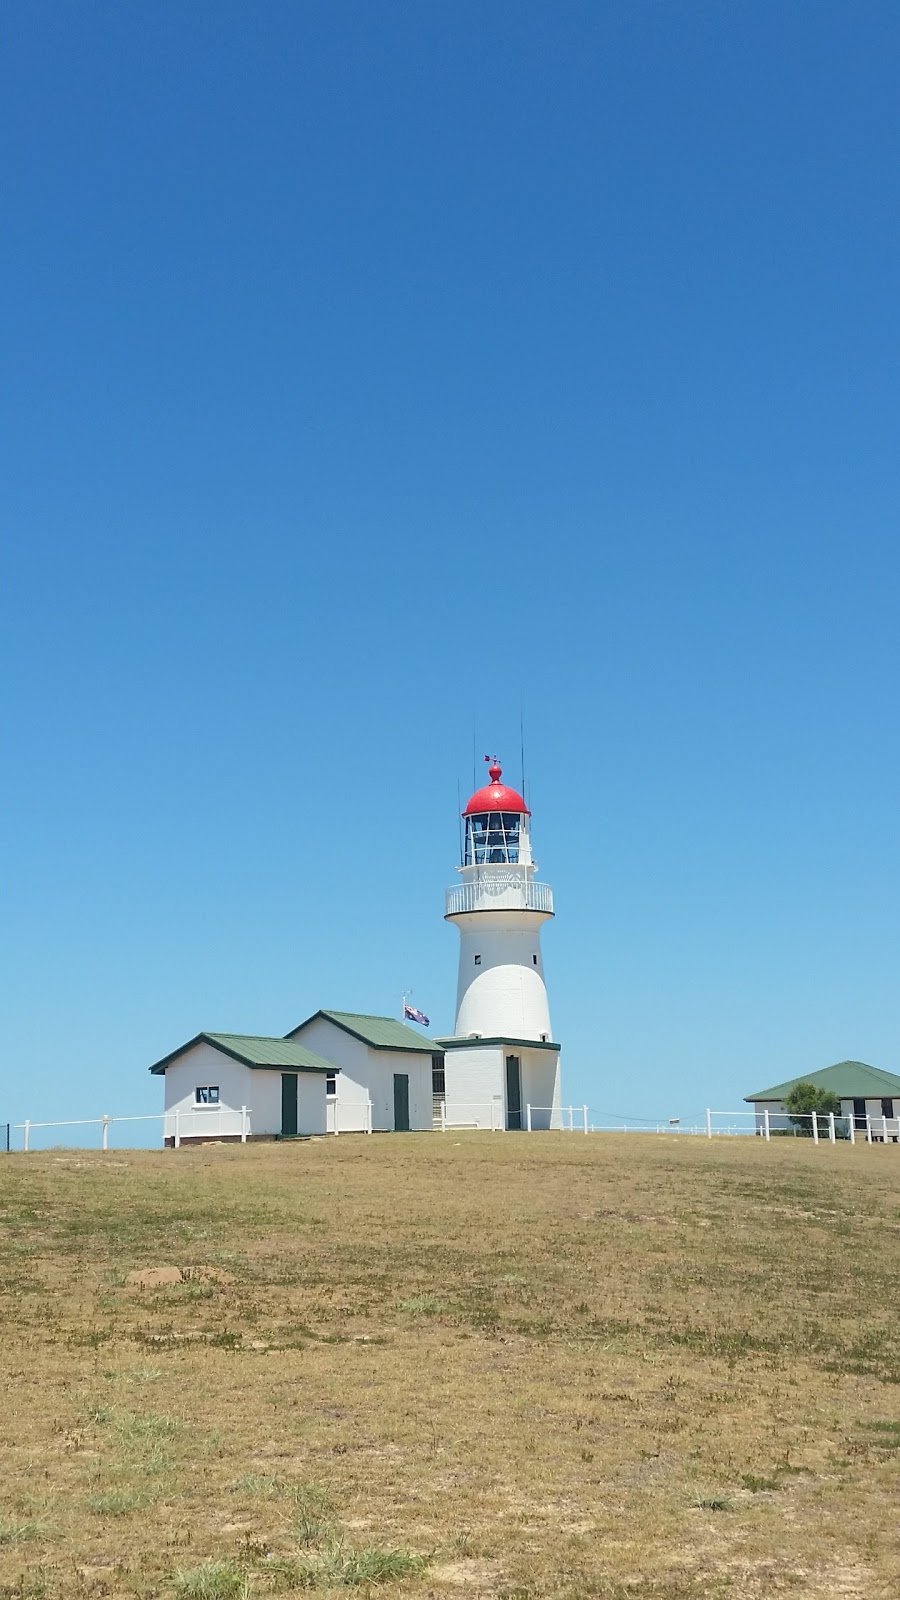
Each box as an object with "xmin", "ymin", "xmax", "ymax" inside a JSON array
[{"xmin": 784, "ymin": 1082, "xmax": 842, "ymax": 1137}]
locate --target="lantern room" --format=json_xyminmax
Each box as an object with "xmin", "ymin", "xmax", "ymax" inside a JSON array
[{"xmin": 461, "ymin": 759, "xmax": 534, "ymax": 867}]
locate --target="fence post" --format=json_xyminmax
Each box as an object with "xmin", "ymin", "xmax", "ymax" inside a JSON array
[
  {"xmin": 23, "ymin": 1120, "xmax": 30, "ymax": 1152},
  {"xmin": 567, "ymin": 1105, "xmax": 574, "ymax": 1132},
  {"xmin": 866, "ymin": 1113, "xmax": 872, "ymax": 1145},
  {"xmin": 526, "ymin": 1103, "xmax": 532, "ymax": 1132},
  {"xmin": 705, "ymin": 1109, "xmax": 712, "ymax": 1139},
  {"xmin": 884, "ymin": 1115, "xmax": 889, "ymax": 1144},
  {"xmin": 366, "ymin": 1099, "xmax": 373, "ymax": 1134},
  {"xmin": 763, "ymin": 1108, "xmax": 770, "ymax": 1142},
  {"xmin": 829, "ymin": 1111, "xmax": 836, "ymax": 1144},
  {"xmin": 101, "ymin": 1115, "xmax": 110, "ymax": 1151},
  {"xmin": 441, "ymin": 1101, "xmax": 447, "ymax": 1132},
  {"xmin": 811, "ymin": 1111, "xmax": 819, "ymax": 1145},
  {"xmin": 582, "ymin": 1105, "xmax": 588, "ymax": 1134},
  {"xmin": 849, "ymin": 1112, "xmax": 856, "ymax": 1144},
  {"xmin": 240, "ymin": 1106, "xmax": 248, "ymax": 1143},
  {"xmin": 174, "ymin": 1109, "xmax": 181, "ymax": 1149}
]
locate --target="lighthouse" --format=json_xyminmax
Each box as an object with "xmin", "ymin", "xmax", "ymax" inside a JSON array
[{"xmin": 436, "ymin": 758, "xmax": 562, "ymax": 1130}]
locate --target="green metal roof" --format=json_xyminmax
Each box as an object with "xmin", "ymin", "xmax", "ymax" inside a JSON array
[
  {"xmin": 436, "ymin": 1035, "xmax": 561, "ymax": 1052},
  {"xmin": 286, "ymin": 1010, "xmax": 439, "ymax": 1053},
  {"xmin": 745, "ymin": 1061, "xmax": 900, "ymax": 1103},
  {"xmin": 149, "ymin": 1033, "xmax": 336, "ymax": 1075}
]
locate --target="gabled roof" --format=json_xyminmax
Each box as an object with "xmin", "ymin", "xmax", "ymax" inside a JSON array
[
  {"xmin": 745, "ymin": 1061, "xmax": 900, "ymax": 1103},
  {"xmin": 149, "ymin": 1032, "xmax": 336, "ymax": 1075},
  {"xmin": 286, "ymin": 1010, "xmax": 439, "ymax": 1054}
]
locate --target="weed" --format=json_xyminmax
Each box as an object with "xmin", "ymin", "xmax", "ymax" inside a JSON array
[
  {"xmin": 119, "ymin": 1411, "xmax": 181, "ymax": 1441},
  {"xmin": 0, "ymin": 1523, "xmax": 45, "ymax": 1545},
  {"xmin": 172, "ymin": 1559, "xmax": 251, "ymax": 1598},
  {"xmin": 290, "ymin": 1482, "xmax": 336, "ymax": 1546},
  {"xmin": 87, "ymin": 1490, "xmax": 148, "ymax": 1516},
  {"xmin": 293, "ymin": 1541, "xmax": 429, "ymax": 1587},
  {"xmin": 232, "ymin": 1473, "xmax": 284, "ymax": 1498},
  {"xmin": 691, "ymin": 1497, "xmax": 733, "ymax": 1512},
  {"xmin": 740, "ymin": 1474, "xmax": 779, "ymax": 1492},
  {"xmin": 396, "ymin": 1296, "xmax": 444, "ymax": 1315}
]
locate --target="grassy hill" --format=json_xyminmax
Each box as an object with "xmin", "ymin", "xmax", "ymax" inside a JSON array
[{"xmin": 2, "ymin": 1133, "xmax": 900, "ymax": 1599}]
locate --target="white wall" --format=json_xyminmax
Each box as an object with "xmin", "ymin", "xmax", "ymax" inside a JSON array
[
  {"xmin": 442, "ymin": 1043, "xmax": 562, "ymax": 1131},
  {"xmin": 521, "ymin": 1049, "xmax": 562, "ymax": 1130},
  {"xmin": 160, "ymin": 1042, "xmax": 326, "ymax": 1137},
  {"xmin": 452, "ymin": 911, "xmax": 552, "ymax": 1040},
  {"xmin": 443, "ymin": 1045, "xmax": 504, "ymax": 1128},
  {"xmin": 292, "ymin": 1017, "xmax": 433, "ymax": 1132}
]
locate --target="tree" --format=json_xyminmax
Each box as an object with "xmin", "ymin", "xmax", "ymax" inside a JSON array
[{"xmin": 784, "ymin": 1081, "xmax": 842, "ymax": 1137}]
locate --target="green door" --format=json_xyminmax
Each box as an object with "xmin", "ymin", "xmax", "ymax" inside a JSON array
[
  {"xmin": 393, "ymin": 1073, "xmax": 410, "ymax": 1132},
  {"xmin": 505, "ymin": 1055, "xmax": 522, "ymax": 1130},
  {"xmin": 281, "ymin": 1073, "xmax": 298, "ymax": 1137}
]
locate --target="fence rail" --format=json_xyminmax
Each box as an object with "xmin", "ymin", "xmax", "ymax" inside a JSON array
[{"xmin": 6, "ymin": 1106, "xmax": 900, "ymax": 1151}]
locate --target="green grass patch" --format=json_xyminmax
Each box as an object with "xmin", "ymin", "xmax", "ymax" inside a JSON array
[{"xmin": 173, "ymin": 1559, "xmax": 251, "ymax": 1599}]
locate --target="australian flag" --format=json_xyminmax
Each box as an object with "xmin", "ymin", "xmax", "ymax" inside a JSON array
[{"xmin": 403, "ymin": 1003, "xmax": 430, "ymax": 1026}]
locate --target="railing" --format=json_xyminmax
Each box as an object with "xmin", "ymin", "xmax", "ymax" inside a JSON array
[
  {"xmin": 445, "ymin": 878, "xmax": 554, "ymax": 916},
  {"xmin": 706, "ymin": 1108, "xmax": 900, "ymax": 1144},
  {"xmin": 165, "ymin": 1108, "xmax": 250, "ymax": 1144},
  {"xmin": 13, "ymin": 1109, "xmax": 250, "ymax": 1151}
]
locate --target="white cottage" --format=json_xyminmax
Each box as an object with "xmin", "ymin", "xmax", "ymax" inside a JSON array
[
  {"xmin": 745, "ymin": 1060, "xmax": 900, "ymax": 1141},
  {"xmin": 285, "ymin": 1010, "xmax": 441, "ymax": 1133},
  {"xmin": 149, "ymin": 1032, "xmax": 334, "ymax": 1143}
]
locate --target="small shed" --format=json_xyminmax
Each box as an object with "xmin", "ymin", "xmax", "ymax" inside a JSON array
[
  {"xmin": 745, "ymin": 1060, "xmax": 900, "ymax": 1140},
  {"xmin": 284, "ymin": 1010, "xmax": 441, "ymax": 1133},
  {"xmin": 149, "ymin": 1032, "xmax": 335, "ymax": 1143}
]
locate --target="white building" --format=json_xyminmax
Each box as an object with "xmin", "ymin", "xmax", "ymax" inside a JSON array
[
  {"xmin": 148, "ymin": 756, "xmax": 563, "ymax": 1143},
  {"xmin": 285, "ymin": 1010, "xmax": 440, "ymax": 1133},
  {"xmin": 437, "ymin": 759, "xmax": 562, "ymax": 1130},
  {"xmin": 149, "ymin": 1032, "xmax": 334, "ymax": 1143},
  {"xmin": 150, "ymin": 1013, "xmax": 441, "ymax": 1142}
]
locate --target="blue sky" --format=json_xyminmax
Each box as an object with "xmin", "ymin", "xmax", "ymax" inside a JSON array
[{"xmin": 3, "ymin": 1, "xmax": 899, "ymax": 1139}]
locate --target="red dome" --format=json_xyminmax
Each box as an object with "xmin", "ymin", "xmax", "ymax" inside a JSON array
[{"xmin": 462, "ymin": 759, "xmax": 530, "ymax": 816}]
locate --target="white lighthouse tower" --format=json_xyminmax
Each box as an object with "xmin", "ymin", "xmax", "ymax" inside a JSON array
[{"xmin": 436, "ymin": 758, "xmax": 562, "ymax": 1130}]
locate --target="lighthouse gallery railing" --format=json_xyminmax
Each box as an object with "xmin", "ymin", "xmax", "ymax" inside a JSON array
[{"xmin": 444, "ymin": 879, "xmax": 554, "ymax": 916}]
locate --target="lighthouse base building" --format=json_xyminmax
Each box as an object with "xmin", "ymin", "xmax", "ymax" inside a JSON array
[{"xmin": 435, "ymin": 1036, "xmax": 561, "ymax": 1131}]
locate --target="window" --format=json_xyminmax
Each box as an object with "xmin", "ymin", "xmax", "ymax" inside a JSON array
[
  {"xmin": 432, "ymin": 1054, "xmax": 445, "ymax": 1096},
  {"xmin": 464, "ymin": 811, "xmax": 522, "ymax": 865},
  {"xmin": 326, "ymin": 1073, "xmax": 337, "ymax": 1097},
  {"xmin": 195, "ymin": 1086, "xmax": 219, "ymax": 1105},
  {"xmin": 540, "ymin": 1032, "xmax": 549, "ymax": 1042},
  {"xmin": 474, "ymin": 954, "xmax": 481, "ymax": 965},
  {"xmin": 532, "ymin": 954, "xmax": 538, "ymax": 965},
  {"xmin": 882, "ymin": 1098, "xmax": 894, "ymax": 1118}
]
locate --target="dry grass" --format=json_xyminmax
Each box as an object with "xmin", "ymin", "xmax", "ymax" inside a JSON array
[{"xmin": 2, "ymin": 1132, "xmax": 900, "ymax": 1598}]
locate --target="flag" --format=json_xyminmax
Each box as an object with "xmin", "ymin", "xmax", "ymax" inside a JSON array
[{"xmin": 403, "ymin": 1003, "xmax": 430, "ymax": 1026}]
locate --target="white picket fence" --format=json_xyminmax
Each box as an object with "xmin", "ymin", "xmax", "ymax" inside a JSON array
[
  {"xmin": 14, "ymin": 1108, "xmax": 250, "ymax": 1151},
  {"xmin": 8, "ymin": 1105, "xmax": 899, "ymax": 1151},
  {"xmin": 706, "ymin": 1108, "xmax": 900, "ymax": 1144}
]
